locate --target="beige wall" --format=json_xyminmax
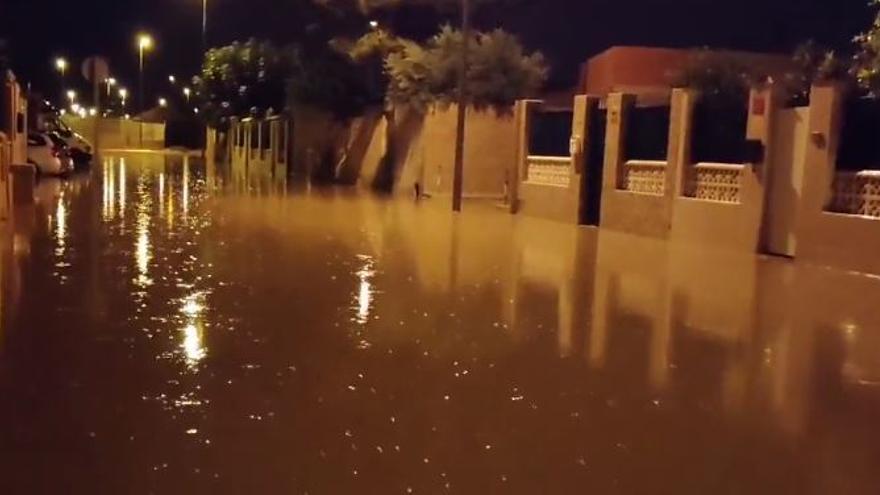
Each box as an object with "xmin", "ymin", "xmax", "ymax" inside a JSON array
[
  {"xmin": 62, "ymin": 116, "xmax": 165, "ymax": 150},
  {"xmin": 512, "ymin": 98, "xmax": 586, "ymax": 224},
  {"xmin": 598, "ymin": 92, "xmax": 680, "ymax": 238},
  {"xmin": 419, "ymin": 105, "xmax": 515, "ymax": 199},
  {"xmin": 795, "ymin": 85, "xmax": 880, "ymax": 275},
  {"xmin": 669, "ymin": 87, "xmax": 778, "ymax": 252},
  {"xmin": 765, "ymin": 107, "xmax": 810, "ymax": 257},
  {"xmin": 339, "ymin": 104, "xmax": 515, "ymax": 198}
]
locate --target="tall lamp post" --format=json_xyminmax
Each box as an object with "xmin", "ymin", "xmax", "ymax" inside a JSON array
[
  {"xmin": 202, "ymin": 0, "xmax": 208, "ymax": 51},
  {"xmin": 55, "ymin": 57, "xmax": 68, "ymax": 105},
  {"xmin": 137, "ymin": 33, "xmax": 154, "ymax": 113},
  {"xmin": 451, "ymin": 0, "xmax": 471, "ymax": 212}
]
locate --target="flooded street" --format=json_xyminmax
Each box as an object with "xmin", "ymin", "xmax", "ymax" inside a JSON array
[{"xmin": 1, "ymin": 152, "xmax": 879, "ymax": 494}]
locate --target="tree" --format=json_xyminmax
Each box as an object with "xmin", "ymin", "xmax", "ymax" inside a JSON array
[
  {"xmin": 381, "ymin": 26, "xmax": 546, "ymax": 111},
  {"xmin": 785, "ymin": 41, "xmax": 852, "ymax": 104},
  {"xmin": 854, "ymin": 0, "xmax": 880, "ymax": 96},
  {"xmin": 287, "ymin": 46, "xmax": 375, "ymax": 118},
  {"xmin": 194, "ymin": 39, "xmax": 293, "ymax": 129}
]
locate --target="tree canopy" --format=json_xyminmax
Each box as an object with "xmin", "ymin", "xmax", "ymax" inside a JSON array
[
  {"xmin": 361, "ymin": 26, "xmax": 547, "ymax": 111},
  {"xmin": 194, "ymin": 39, "xmax": 292, "ymax": 128},
  {"xmin": 194, "ymin": 38, "xmax": 375, "ymax": 127}
]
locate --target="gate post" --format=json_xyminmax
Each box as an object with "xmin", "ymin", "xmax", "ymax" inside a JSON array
[
  {"xmin": 601, "ymin": 93, "xmax": 635, "ymax": 199},
  {"xmin": 510, "ymin": 99, "xmax": 542, "ymax": 214},
  {"xmin": 668, "ymin": 88, "xmax": 696, "ymax": 199}
]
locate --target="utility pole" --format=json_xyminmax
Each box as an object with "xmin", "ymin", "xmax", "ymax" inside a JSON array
[{"xmin": 451, "ymin": 0, "xmax": 470, "ymax": 212}]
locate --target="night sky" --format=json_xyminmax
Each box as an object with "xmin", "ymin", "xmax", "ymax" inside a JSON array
[{"xmin": 1, "ymin": 0, "xmax": 873, "ymax": 106}]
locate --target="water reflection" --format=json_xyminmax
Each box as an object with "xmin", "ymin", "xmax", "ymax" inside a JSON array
[
  {"xmin": 180, "ymin": 291, "xmax": 208, "ymax": 369},
  {"xmin": 54, "ymin": 192, "xmax": 67, "ymax": 257},
  {"xmin": 134, "ymin": 174, "xmax": 152, "ymax": 288},
  {"xmin": 0, "ymin": 154, "xmax": 878, "ymax": 493},
  {"xmin": 353, "ymin": 254, "xmax": 376, "ymax": 325}
]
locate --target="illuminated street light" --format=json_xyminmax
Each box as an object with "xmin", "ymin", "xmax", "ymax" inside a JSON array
[
  {"xmin": 369, "ymin": 20, "xmax": 379, "ymax": 29},
  {"xmin": 89, "ymin": 107, "xmax": 98, "ymax": 117},
  {"xmin": 66, "ymin": 90, "xmax": 76, "ymax": 102},
  {"xmin": 158, "ymin": 97, "xmax": 167, "ymax": 107},
  {"xmin": 137, "ymin": 33, "xmax": 154, "ymax": 112},
  {"xmin": 119, "ymin": 88, "xmax": 128, "ymax": 107},
  {"xmin": 168, "ymin": 75, "xmax": 176, "ymax": 84},
  {"xmin": 55, "ymin": 57, "xmax": 68, "ymax": 77},
  {"xmin": 183, "ymin": 87, "xmax": 191, "ymax": 102},
  {"xmin": 106, "ymin": 77, "xmax": 117, "ymax": 96}
]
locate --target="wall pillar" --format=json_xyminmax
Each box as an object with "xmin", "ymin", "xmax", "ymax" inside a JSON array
[
  {"xmin": 510, "ymin": 99, "xmax": 542, "ymax": 214},
  {"xmin": 668, "ymin": 88, "xmax": 695, "ymax": 199},
  {"xmin": 800, "ymin": 85, "xmax": 844, "ymax": 221},
  {"xmin": 601, "ymin": 93, "xmax": 634, "ymax": 193}
]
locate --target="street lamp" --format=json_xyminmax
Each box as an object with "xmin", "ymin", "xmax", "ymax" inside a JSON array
[
  {"xmin": 158, "ymin": 97, "xmax": 167, "ymax": 107},
  {"xmin": 106, "ymin": 77, "xmax": 117, "ymax": 96},
  {"xmin": 55, "ymin": 57, "xmax": 68, "ymax": 77},
  {"xmin": 369, "ymin": 20, "xmax": 379, "ymax": 29},
  {"xmin": 119, "ymin": 88, "xmax": 128, "ymax": 107},
  {"xmin": 168, "ymin": 75, "xmax": 176, "ymax": 84},
  {"xmin": 66, "ymin": 90, "xmax": 76, "ymax": 103},
  {"xmin": 137, "ymin": 33, "xmax": 154, "ymax": 113},
  {"xmin": 202, "ymin": 0, "xmax": 208, "ymax": 51},
  {"xmin": 183, "ymin": 87, "xmax": 191, "ymax": 102}
]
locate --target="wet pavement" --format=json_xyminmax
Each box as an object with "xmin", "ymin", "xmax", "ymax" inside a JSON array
[{"xmin": 1, "ymin": 152, "xmax": 879, "ymax": 494}]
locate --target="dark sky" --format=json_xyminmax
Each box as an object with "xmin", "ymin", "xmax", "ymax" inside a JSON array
[{"xmin": 1, "ymin": 0, "xmax": 873, "ymax": 107}]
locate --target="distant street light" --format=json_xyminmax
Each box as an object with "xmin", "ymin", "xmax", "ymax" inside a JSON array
[
  {"xmin": 158, "ymin": 97, "xmax": 168, "ymax": 107},
  {"xmin": 119, "ymin": 88, "xmax": 128, "ymax": 107},
  {"xmin": 168, "ymin": 75, "xmax": 176, "ymax": 84},
  {"xmin": 183, "ymin": 87, "xmax": 191, "ymax": 102},
  {"xmin": 369, "ymin": 20, "xmax": 379, "ymax": 29},
  {"xmin": 55, "ymin": 57, "xmax": 68, "ymax": 77},
  {"xmin": 106, "ymin": 77, "xmax": 117, "ymax": 96},
  {"xmin": 66, "ymin": 90, "xmax": 76, "ymax": 102},
  {"xmin": 137, "ymin": 33, "xmax": 154, "ymax": 113}
]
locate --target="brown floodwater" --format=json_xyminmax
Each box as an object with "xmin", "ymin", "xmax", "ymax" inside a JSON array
[{"xmin": 1, "ymin": 152, "xmax": 879, "ymax": 494}]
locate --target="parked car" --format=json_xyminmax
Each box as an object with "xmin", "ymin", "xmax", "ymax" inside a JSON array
[
  {"xmin": 47, "ymin": 120, "xmax": 93, "ymax": 165},
  {"xmin": 46, "ymin": 132, "xmax": 76, "ymax": 172},
  {"xmin": 27, "ymin": 133, "xmax": 73, "ymax": 177}
]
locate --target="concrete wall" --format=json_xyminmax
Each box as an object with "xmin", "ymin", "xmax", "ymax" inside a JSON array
[
  {"xmin": 795, "ymin": 85, "xmax": 880, "ymax": 275},
  {"xmin": 597, "ymin": 92, "xmax": 681, "ymax": 238},
  {"xmin": 764, "ymin": 107, "xmax": 810, "ymax": 257},
  {"xmin": 419, "ymin": 104, "xmax": 515, "ymax": 199},
  {"xmin": 337, "ymin": 104, "xmax": 514, "ymax": 198},
  {"xmin": 669, "ymin": 87, "xmax": 779, "ymax": 252},
  {"xmin": 511, "ymin": 97, "xmax": 590, "ymax": 225},
  {"xmin": 62, "ymin": 117, "xmax": 165, "ymax": 150}
]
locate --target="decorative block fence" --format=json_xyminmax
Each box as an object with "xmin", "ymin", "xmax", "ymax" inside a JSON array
[
  {"xmin": 620, "ymin": 160, "xmax": 666, "ymax": 195},
  {"xmin": 526, "ymin": 156, "xmax": 571, "ymax": 187},
  {"xmin": 829, "ymin": 171, "xmax": 880, "ymax": 218},
  {"xmin": 684, "ymin": 163, "xmax": 743, "ymax": 204}
]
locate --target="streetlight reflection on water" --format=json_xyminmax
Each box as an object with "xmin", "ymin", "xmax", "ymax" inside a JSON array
[
  {"xmin": 134, "ymin": 174, "xmax": 152, "ymax": 288},
  {"xmin": 354, "ymin": 254, "xmax": 376, "ymax": 325},
  {"xmin": 180, "ymin": 292, "xmax": 207, "ymax": 369}
]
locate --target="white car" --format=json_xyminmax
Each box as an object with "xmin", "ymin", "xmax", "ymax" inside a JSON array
[
  {"xmin": 27, "ymin": 133, "xmax": 72, "ymax": 176},
  {"xmin": 47, "ymin": 120, "xmax": 93, "ymax": 165}
]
